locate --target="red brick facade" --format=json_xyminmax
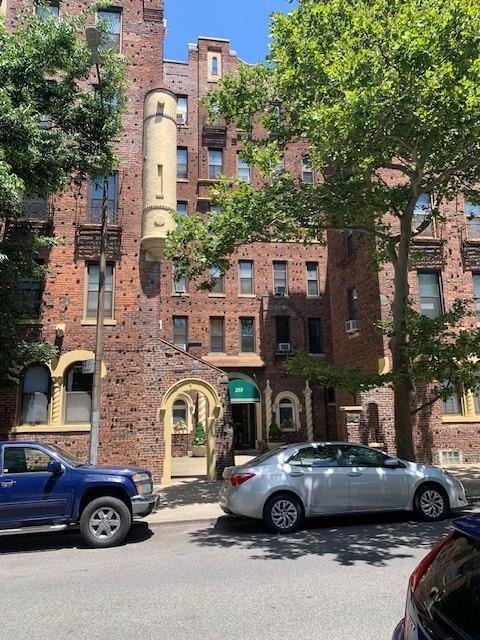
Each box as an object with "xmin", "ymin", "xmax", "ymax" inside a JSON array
[{"xmin": 1, "ymin": 1, "xmax": 479, "ymax": 477}]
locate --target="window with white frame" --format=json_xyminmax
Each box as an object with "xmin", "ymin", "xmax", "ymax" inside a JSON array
[
  {"xmin": 239, "ymin": 260, "xmax": 254, "ymax": 294},
  {"xmin": 177, "ymin": 148, "xmax": 188, "ymax": 180},
  {"xmin": 240, "ymin": 317, "xmax": 255, "ymax": 352},
  {"xmin": 172, "ymin": 317, "xmax": 188, "ymax": 350},
  {"xmin": 306, "ymin": 262, "xmax": 319, "ymax": 296},
  {"xmin": 302, "ymin": 156, "xmax": 314, "ymax": 183},
  {"xmin": 98, "ymin": 8, "xmax": 122, "ymax": 52},
  {"xmin": 173, "ymin": 259, "xmax": 188, "ymax": 294},
  {"xmin": 210, "ymin": 266, "xmax": 224, "ymax": 294},
  {"xmin": 273, "ymin": 261, "xmax": 288, "ymax": 295},
  {"xmin": 177, "ymin": 96, "xmax": 188, "ymax": 125},
  {"xmin": 20, "ymin": 364, "xmax": 50, "ymax": 425},
  {"xmin": 86, "ymin": 263, "xmax": 114, "ymax": 319},
  {"xmin": 64, "ymin": 363, "xmax": 93, "ymax": 424},
  {"xmin": 210, "ymin": 317, "xmax": 225, "ymax": 353},
  {"xmin": 36, "ymin": 1, "xmax": 59, "ymax": 19},
  {"xmin": 172, "ymin": 399, "xmax": 188, "ymax": 429},
  {"xmin": 237, "ymin": 154, "xmax": 251, "ymax": 182},
  {"xmin": 465, "ymin": 198, "xmax": 480, "ymax": 240},
  {"xmin": 275, "ymin": 395, "xmax": 299, "ymax": 431},
  {"xmin": 412, "ymin": 193, "xmax": 434, "ymax": 237},
  {"xmin": 208, "ymin": 148, "xmax": 223, "ymax": 179}
]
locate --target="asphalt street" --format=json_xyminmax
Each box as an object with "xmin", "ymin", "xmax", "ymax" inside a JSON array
[{"xmin": 0, "ymin": 513, "xmax": 457, "ymax": 640}]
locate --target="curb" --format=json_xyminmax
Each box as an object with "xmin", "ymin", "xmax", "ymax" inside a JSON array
[{"xmin": 145, "ymin": 516, "xmax": 221, "ymax": 528}]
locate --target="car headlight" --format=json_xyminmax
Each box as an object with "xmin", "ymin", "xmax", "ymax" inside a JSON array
[{"xmin": 133, "ymin": 473, "xmax": 153, "ymax": 495}]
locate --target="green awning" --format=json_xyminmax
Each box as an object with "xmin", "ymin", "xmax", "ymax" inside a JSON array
[{"xmin": 228, "ymin": 379, "xmax": 260, "ymax": 404}]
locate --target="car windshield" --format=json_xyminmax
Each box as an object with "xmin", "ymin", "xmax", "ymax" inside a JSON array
[
  {"xmin": 46, "ymin": 444, "xmax": 87, "ymax": 468},
  {"xmin": 238, "ymin": 446, "xmax": 290, "ymax": 466},
  {"xmin": 414, "ymin": 533, "xmax": 480, "ymax": 639}
]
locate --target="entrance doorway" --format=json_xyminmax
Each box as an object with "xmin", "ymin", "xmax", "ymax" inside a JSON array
[{"xmin": 232, "ymin": 403, "xmax": 256, "ymax": 450}]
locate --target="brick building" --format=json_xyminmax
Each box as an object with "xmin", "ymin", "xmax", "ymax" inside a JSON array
[{"xmin": 1, "ymin": 0, "xmax": 479, "ymax": 480}]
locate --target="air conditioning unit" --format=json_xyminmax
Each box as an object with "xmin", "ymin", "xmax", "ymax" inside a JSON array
[
  {"xmin": 277, "ymin": 342, "xmax": 292, "ymax": 353},
  {"xmin": 175, "ymin": 343, "xmax": 187, "ymax": 351},
  {"xmin": 176, "ymin": 113, "xmax": 186, "ymax": 125},
  {"xmin": 345, "ymin": 319, "xmax": 358, "ymax": 333},
  {"xmin": 274, "ymin": 286, "xmax": 286, "ymax": 296}
]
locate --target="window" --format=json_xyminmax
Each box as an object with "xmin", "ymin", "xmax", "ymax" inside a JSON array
[
  {"xmin": 237, "ymin": 154, "xmax": 251, "ymax": 182},
  {"xmin": 465, "ymin": 198, "xmax": 480, "ymax": 240},
  {"xmin": 306, "ymin": 262, "xmax": 319, "ymax": 296},
  {"xmin": 211, "ymin": 56, "xmax": 219, "ymax": 76},
  {"xmin": 474, "ymin": 384, "xmax": 480, "ymax": 415},
  {"xmin": 64, "ymin": 363, "xmax": 93, "ymax": 423},
  {"xmin": 177, "ymin": 96, "xmax": 188, "ymax": 125},
  {"xmin": 210, "ymin": 317, "xmax": 225, "ymax": 353},
  {"xmin": 20, "ymin": 195, "xmax": 49, "ymax": 221},
  {"xmin": 177, "ymin": 148, "xmax": 188, "ymax": 180},
  {"xmin": 418, "ymin": 271, "xmax": 443, "ymax": 318},
  {"xmin": 347, "ymin": 287, "xmax": 358, "ymax": 322},
  {"xmin": 274, "ymin": 160, "xmax": 284, "ymax": 176},
  {"xmin": 273, "ymin": 261, "xmax": 288, "ymax": 295},
  {"xmin": 308, "ymin": 319, "xmax": 323, "ymax": 354},
  {"xmin": 98, "ymin": 8, "xmax": 122, "ymax": 52},
  {"xmin": 86, "ymin": 263, "xmax": 114, "ymax": 319},
  {"xmin": 345, "ymin": 230, "xmax": 354, "ymax": 256},
  {"xmin": 3, "ymin": 447, "xmax": 53, "ymax": 474},
  {"xmin": 16, "ymin": 273, "xmax": 43, "ymax": 319},
  {"xmin": 176, "ymin": 201, "xmax": 188, "ymax": 230},
  {"xmin": 302, "ymin": 156, "xmax": 314, "ymax": 183},
  {"xmin": 240, "ymin": 317, "xmax": 255, "ymax": 352},
  {"xmin": 278, "ymin": 398, "xmax": 295, "ymax": 430},
  {"xmin": 89, "ymin": 173, "xmax": 118, "ymax": 224},
  {"xmin": 340, "ymin": 445, "xmax": 389, "ymax": 467},
  {"xmin": 412, "ymin": 193, "xmax": 434, "ymax": 237},
  {"xmin": 173, "ymin": 259, "xmax": 187, "ymax": 294},
  {"xmin": 473, "ymin": 274, "xmax": 480, "ymax": 320},
  {"xmin": 35, "ymin": 1, "xmax": 59, "ymax": 19},
  {"xmin": 442, "ymin": 384, "xmax": 462, "ymax": 415},
  {"xmin": 210, "ymin": 267, "xmax": 224, "ymax": 294},
  {"xmin": 172, "ymin": 317, "xmax": 188, "ymax": 350},
  {"xmin": 275, "ymin": 316, "xmax": 290, "ymax": 349},
  {"xmin": 208, "ymin": 148, "xmax": 223, "ymax": 179},
  {"xmin": 172, "ymin": 399, "xmax": 188, "ymax": 427},
  {"xmin": 288, "ymin": 445, "xmax": 339, "ymax": 467},
  {"xmin": 239, "ymin": 260, "xmax": 254, "ymax": 294},
  {"xmin": 20, "ymin": 365, "xmax": 50, "ymax": 425}
]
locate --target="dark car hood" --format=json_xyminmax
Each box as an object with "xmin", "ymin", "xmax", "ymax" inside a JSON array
[
  {"xmin": 75, "ymin": 464, "xmax": 149, "ymax": 476},
  {"xmin": 452, "ymin": 514, "xmax": 480, "ymax": 541}
]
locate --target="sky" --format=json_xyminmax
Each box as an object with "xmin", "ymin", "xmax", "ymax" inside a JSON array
[{"xmin": 164, "ymin": 0, "xmax": 295, "ymax": 64}]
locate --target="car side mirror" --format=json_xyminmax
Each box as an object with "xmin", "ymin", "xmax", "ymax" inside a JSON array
[
  {"xmin": 47, "ymin": 460, "xmax": 64, "ymax": 475},
  {"xmin": 384, "ymin": 458, "xmax": 404, "ymax": 469}
]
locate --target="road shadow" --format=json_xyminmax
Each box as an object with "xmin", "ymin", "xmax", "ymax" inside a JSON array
[
  {"xmin": 189, "ymin": 511, "xmax": 456, "ymax": 567},
  {"xmin": 158, "ymin": 479, "xmax": 222, "ymax": 509},
  {"xmin": 0, "ymin": 522, "xmax": 153, "ymax": 555}
]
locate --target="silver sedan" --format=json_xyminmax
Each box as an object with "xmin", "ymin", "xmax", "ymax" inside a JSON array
[{"xmin": 220, "ymin": 442, "xmax": 468, "ymax": 533}]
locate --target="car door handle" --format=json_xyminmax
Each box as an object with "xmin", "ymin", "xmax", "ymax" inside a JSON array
[
  {"xmin": 0, "ymin": 480, "xmax": 15, "ymax": 488},
  {"xmin": 347, "ymin": 472, "xmax": 362, "ymax": 477},
  {"xmin": 288, "ymin": 470, "xmax": 305, "ymax": 477}
]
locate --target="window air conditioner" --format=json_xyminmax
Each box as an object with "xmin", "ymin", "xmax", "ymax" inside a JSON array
[
  {"xmin": 277, "ymin": 342, "xmax": 292, "ymax": 353},
  {"xmin": 345, "ymin": 319, "xmax": 358, "ymax": 333},
  {"xmin": 274, "ymin": 286, "xmax": 286, "ymax": 296}
]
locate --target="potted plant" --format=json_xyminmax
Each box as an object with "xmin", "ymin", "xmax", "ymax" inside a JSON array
[
  {"xmin": 191, "ymin": 422, "xmax": 207, "ymax": 457},
  {"xmin": 267, "ymin": 421, "xmax": 284, "ymax": 450}
]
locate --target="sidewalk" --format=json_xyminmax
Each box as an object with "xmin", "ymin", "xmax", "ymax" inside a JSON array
[{"xmin": 145, "ymin": 460, "xmax": 480, "ymax": 528}]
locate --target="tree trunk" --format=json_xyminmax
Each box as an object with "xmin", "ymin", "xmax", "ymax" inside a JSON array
[{"xmin": 389, "ymin": 213, "xmax": 415, "ymax": 461}]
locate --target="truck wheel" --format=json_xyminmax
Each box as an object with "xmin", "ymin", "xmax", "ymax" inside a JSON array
[{"xmin": 80, "ymin": 496, "xmax": 132, "ymax": 549}]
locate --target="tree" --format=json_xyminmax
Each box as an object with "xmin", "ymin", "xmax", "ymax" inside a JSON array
[
  {"xmin": 0, "ymin": 2, "xmax": 126, "ymax": 387},
  {"xmin": 167, "ymin": 0, "xmax": 480, "ymax": 460}
]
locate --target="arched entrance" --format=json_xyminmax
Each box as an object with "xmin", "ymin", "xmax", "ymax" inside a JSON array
[
  {"xmin": 158, "ymin": 378, "xmax": 222, "ymax": 484},
  {"xmin": 228, "ymin": 373, "xmax": 261, "ymax": 451}
]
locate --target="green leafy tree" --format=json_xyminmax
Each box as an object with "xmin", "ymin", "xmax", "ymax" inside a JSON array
[
  {"xmin": 168, "ymin": 0, "xmax": 480, "ymax": 460},
  {"xmin": 0, "ymin": 2, "xmax": 126, "ymax": 386}
]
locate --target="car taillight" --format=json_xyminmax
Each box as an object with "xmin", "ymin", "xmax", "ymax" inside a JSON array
[
  {"xmin": 408, "ymin": 531, "xmax": 454, "ymax": 592},
  {"xmin": 229, "ymin": 472, "xmax": 256, "ymax": 487}
]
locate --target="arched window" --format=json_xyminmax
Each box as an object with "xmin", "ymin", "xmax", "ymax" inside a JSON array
[
  {"xmin": 172, "ymin": 399, "xmax": 188, "ymax": 427},
  {"xmin": 278, "ymin": 398, "xmax": 295, "ymax": 430},
  {"xmin": 20, "ymin": 364, "xmax": 50, "ymax": 425},
  {"xmin": 211, "ymin": 56, "xmax": 218, "ymax": 75},
  {"xmin": 64, "ymin": 363, "xmax": 93, "ymax": 423}
]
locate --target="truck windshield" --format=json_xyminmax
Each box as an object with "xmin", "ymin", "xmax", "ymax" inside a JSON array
[{"xmin": 47, "ymin": 444, "xmax": 87, "ymax": 467}]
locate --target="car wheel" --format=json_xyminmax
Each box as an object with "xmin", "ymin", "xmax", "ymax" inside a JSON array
[
  {"xmin": 264, "ymin": 493, "xmax": 303, "ymax": 534},
  {"xmin": 414, "ymin": 483, "xmax": 449, "ymax": 521},
  {"xmin": 80, "ymin": 496, "xmax": 132, "ymax": 548}
]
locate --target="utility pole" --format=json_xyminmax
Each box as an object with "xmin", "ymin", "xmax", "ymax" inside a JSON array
[{"xmin": 86, "ymin": 27, "xmax": 108, "ymax": 465}]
